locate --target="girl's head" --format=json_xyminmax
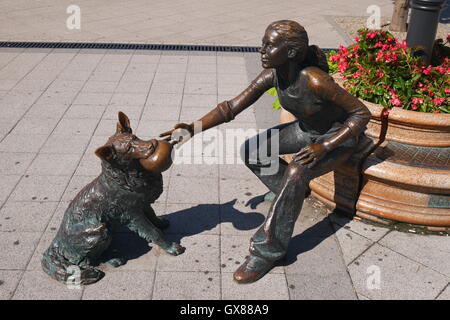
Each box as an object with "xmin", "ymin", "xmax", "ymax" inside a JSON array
[{"xmin": 260, "ymin": 20, "xmax": 328, "ymax": 72}]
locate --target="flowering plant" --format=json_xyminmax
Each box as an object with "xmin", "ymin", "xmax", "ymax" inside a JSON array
[{"xmin": 328, "ymin": 29, "xmax": 450, "ymax": 113}]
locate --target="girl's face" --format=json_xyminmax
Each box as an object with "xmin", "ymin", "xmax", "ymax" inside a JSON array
[{"xmin": 259, "ymin": 29, "xmax": 290, "ymax": 69}]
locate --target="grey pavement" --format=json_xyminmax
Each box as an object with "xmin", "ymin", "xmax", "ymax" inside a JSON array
[
  {"xmin": 0, "ymin": 0, "xmax": 396, "ymax": 48},
  {"xmin": 0, "ymin": 0, "xmax": 449, "ymax": 300}
]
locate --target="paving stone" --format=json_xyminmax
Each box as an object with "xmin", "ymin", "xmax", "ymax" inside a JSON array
[
  {"xmin": 135, "ymin": 120, "xmax": 177, "ymax": 139},
  {"xmin": 40, "ymin": 134, "xmax": 90, "ymax": 154},
  {"xmin": 0, "ymin": 201, "xmax": 57, "ymax": 233},
  {"xmin": 53, "ymin": 118, "xmax": 99, "ymax": 136},
  {"xmin": 109, "ymin": 93, "xmax": 148, "ymax": 106},
  {"xmin": 141, "ymin": 105, "xmax": 181, "ymax": 121},
  {"xmin": 82, "ymin": 271, "xmax": 154, "ymax": 300},
  {"xmin": 0, "ymin": 134, "xmax": 48, "ymax": 153},
  {"xmin": 61, "ymin": 175, "xmax": 97, "ymax": 202},
  {"xmin": 153, "ymin": 271, "xmax": 220, "ymax": 300},
  {"xmin": 82, "ymin": 80, "xmax": 117, "ymax": 93},
  {"xmin": 11, "ymin": 117, "xmax": 58, "ymax": 136},
  {"xmin": 63, "ymin": 104, "xmax": 106, "ymax": 119},
  {"xmin": 182, "ymin": 94, "xmax": 217, "ymax": 108},
  {"xmin": 168, "ymin": 176, "xmax": 218, "ymax": 204},
  {"xmin": 26, "ymin": 231, "xmax": 56, "ymax": 271},
  {"xmin": 348, "ymin": 244, "xmax": 449, "ymax": 300},
  {"xmin": 156, "ymin": 234, "xmax": 220, "ymax": 272},
  {"xmin": 221, "ymin": 272, "xmax": 289, "ymax": 300},
  {"xmin": 334, "ymin": 226, "xmax": 374, "ymax": 266},
  {"xmin": 0, "ymin": 270, "xmax": 23, "ymax": 300},
  {"xmin": 72, "ymin": 92, "xmax": 112, "ymax": 105},
  {"xmin": 286, "ymin": 272, "xmax": 357, "ymax": 300},
  {"xmin": 284, "ymin": 233, "xmax": 349, "ymax": 277},
  {"xmin": 26, "ymin": 153, "xmax": 81, "ymax": 176},
  {"xmin": 379, "ymin": 232, "xmax": 450, "ymax": 276},
  {"xmin": 162, "ymin": 203, "xmax": 220, "ymax": 236},
  {"xmin": 0, "ymin": 231, "xmax": 41, "ymax": 269},
  {"xmin": 184, "ymin": 82, "xmax": 217, "ymax": 95},
  {"xmin": 121, "ymin": 72, "xmax": 155, "ymax": 83},
  {"xmin": 35, "ymin": 90, "xmax": 78, "ymax": 106},
  {"xmin": 0, "ymin": 174, "xmax": 21, "ymax": 205},
  {"xmin": 330, "ymin": 213, "xmax": 390, "ymax": 242},
  {"xmin": 220, "ymin": 200, "xmax": 267, "ymax": 236},
  {"xmin": 145, "ymin": 93, "xmax": 182, "ymax": 108},
  {"xmin": 12, "ymin": 270, "xmax": 83, "ymax": 300},
  {"xmin": 437, "ymin": 284, "xmax": 450, "ymax": 300},
  {"xmin": 9, "ymin": 175, "xmax": 71, "ymax": 202},
  {"xmin": 46, "ymin": 80, "xmax": 85, "ymax": 93},
  {"xmin": 219, "ymin": 178, "xmax": 268, "ymax": 206},
  {"xmin": 24, "ymin": 103, "xmax": 68, "ymax": 119},
  {"xmin": 150, "ymin": 81, "xmax": 185, "ymax": 95},
  {"xmin": 115, "ymin": 81, "xmax": 152, "ymax": 94},
  {"xmin": 98, "ymin": 232, "xmax": 158, "ymax": 272},
  {"xmin": 0, "ymin": 152, "xmax": 35, "ymax": 175},
  {"xmin": 171, "ymin": 162, "xmax": 218, "ymax": 179},
  {"xmin": 185, "ymin": 73, "xmax": 217, "ymax": 84}
]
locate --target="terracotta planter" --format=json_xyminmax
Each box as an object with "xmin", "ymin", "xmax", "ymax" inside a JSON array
[
  {"xmin": 309, "ymin": 78, "xmax": 450, "ymax": 229},
  {"xmin": 278, "ymin": 77, "xmax": 450, "ymax": 229}
]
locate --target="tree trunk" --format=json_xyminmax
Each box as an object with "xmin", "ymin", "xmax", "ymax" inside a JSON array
[{"xmin": 390, "ymin": 0, "xmax": 410, "ymax": 32}]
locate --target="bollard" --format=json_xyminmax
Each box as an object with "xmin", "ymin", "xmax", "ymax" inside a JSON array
[{"xmin": 406, "ymin": 0, "xmax": 445, "ymax": 64}]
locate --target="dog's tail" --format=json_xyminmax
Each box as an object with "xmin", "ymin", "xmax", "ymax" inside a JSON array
[{"xmin": 41, "ymin": 241, "xmax": 104, "ymax": 286}]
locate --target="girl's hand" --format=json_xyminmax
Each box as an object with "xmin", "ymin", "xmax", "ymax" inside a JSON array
[
  {"xmin": 293, "ymin": 143, "xmax": 328, "ymax": 168},
  {"xmin": 159, "ymin": 123, "xmax": 194, "ymax": 144}
]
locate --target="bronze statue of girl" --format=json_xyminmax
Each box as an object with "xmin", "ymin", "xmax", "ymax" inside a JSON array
[{"xmin": 160, "ymin": 20, "xmax": 370, "ymax": 283}]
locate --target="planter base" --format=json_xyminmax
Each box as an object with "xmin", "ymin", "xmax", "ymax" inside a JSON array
[{"xmin": 310, "ymin": 140, "xmax": 450, "ymax": 229}]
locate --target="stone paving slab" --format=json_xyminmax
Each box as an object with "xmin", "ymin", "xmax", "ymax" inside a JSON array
[
  {"xmin": 0, "ymin": 48, "xmax": 449, "ymax": 300},
  {"xmin": 0, "ymin": 0, "xmax": 396, "ymax": 47},
  {"xmin": 348, "ymin": 244, "xmax": 449, "ymax": 300}
]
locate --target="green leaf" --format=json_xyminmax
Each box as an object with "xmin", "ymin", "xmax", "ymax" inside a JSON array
[
  {"xmin": 272, "ymin": 98, "xmax": 282, "ymax": 110},
  {"xmin": 266, "ymin": 87, "xmax": 278, "ymax": 97}
]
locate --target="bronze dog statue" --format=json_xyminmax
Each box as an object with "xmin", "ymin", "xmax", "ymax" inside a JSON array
[{"xmin": 42, "ymin": 112, "xmax": 184, "ymax": 285}]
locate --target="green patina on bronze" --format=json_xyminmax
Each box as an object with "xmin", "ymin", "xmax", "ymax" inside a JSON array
[
  {"xmin": 42, "ymin": 112, "xmax": 184, "ymax": 286},
  {"xmin": 429, "ymin": 194, "xmax": 450, "ymax": 209}
]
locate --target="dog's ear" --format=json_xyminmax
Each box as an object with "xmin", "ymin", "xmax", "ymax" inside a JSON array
[
  {"xmin": 95, "ymin": 145, "xmax": 114, "ymax": 162},
  {"xmin": 116, "ymin": 111, "xmax": 132, "ymax": 134}
]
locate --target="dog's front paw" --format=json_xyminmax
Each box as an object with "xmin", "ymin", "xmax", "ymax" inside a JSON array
[{"xmin": 165, "ymin": 242, "xmax": 185, "ymax": 256}]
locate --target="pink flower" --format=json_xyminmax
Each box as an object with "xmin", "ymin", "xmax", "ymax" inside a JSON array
[
  {"xmin": 432, "ymin": 97, "xmax": 445, "ymax": 105},
  {"xmin": 375, "ymin": 71, "xmax": 384, "ymax": 78},
  {"xmin": 411, "ymin": 104, "xmax": 418, "ymax": 110},
  {"xmin": 354, "ymin": 36, "xmax": 359, "ymax": 42},
  {"xmin": 329, "ymin": 54, "xmax": 339, "ymax": 62},
  {"xmin": 338, "ymin": 61, "xmax": 349, "ymax": 73},
  {"xmin": 375, "ymin": 41, "xmax": 383, "ymax": 48},
  {"xmin": 412, "ymin": 97, "xmax": 424, "ymax": 105},
  {"xmin": 445, "ymin": 88, "xmax": 450, "ymax": 94},
  {"xmin": 447, "ymin": 35, "xmax": 450, "ymax": 42},
  {"xmin": 367, "ymin": 31, "xmax": 378, "ymax": 39},
  {"xmin": 422, "ymin": 66, "xmax": 432, "ymax": 75},
  {"xmin": 436, "ymin": 66, "xmax": 446, "ymax": 75},
  {"xmin": 390, "ymin": 97, "xmax": 402, "ymax": 107}
]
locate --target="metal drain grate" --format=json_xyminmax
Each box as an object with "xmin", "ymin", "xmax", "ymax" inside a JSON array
[
  {"xmin": 0, "ymin": 42, "xmax": 259, "ymax": 52},
  {"xmin": 0, "ymin": 41, "xmax": 336, "ymax": 53}
]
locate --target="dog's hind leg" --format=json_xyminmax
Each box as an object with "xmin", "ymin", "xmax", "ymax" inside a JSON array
[
  {"xmin": 42, "ymin": 241, "xmax": 105, "ymax": 285},
  {"xmin": 127, "ymin": 215, "xmax": 185, "ymax": 256},
  {"xmin": 144, "ymin": 206, "xmax": 170, "ymax": 230}
]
